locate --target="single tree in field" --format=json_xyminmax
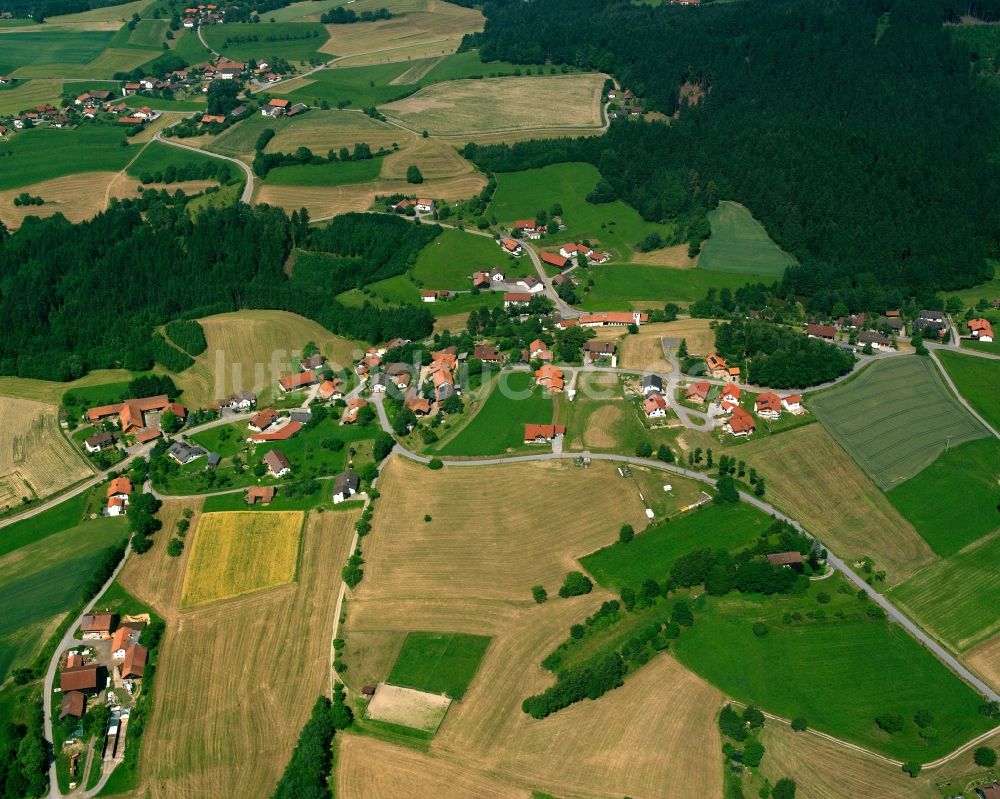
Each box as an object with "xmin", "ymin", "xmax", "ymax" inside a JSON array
[
  {"xmin": 772, "ymin": 779, "xmax": 796, "ymax": 799},
  {"xmin": 619, "ymin": 524, "xmax": 634, "ymax": 544},
  {"xmin": 974, "ymin": 746, "xmax": 997, "ymax": 767},
  {"xmin": 406, "ymin": 165, "xmax": 424, "ymax": 184}
]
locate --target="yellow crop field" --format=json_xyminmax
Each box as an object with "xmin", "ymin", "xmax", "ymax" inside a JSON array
[
  {"xmin": 129, "ymin": 508, "xmax": 358, "ymax": 799},
  {"xmin": 39, "ymin": 0, "xmax": 154, "ymax": 29},
  {"xmin": 630, "ymin": 242, "xmax": 700, "ymax": 268},
  {"xmin": 0, "ymin": 172, "xmax": 118, "ymax": 229},
  {"xmin": 0, "ymin": 369, "xmax": 131, "ymax": 404},
  {"xmin": 181, "ymin": 511, "xmax": 304, "ymax": 607},
  {"xmin": 255, "ymin": 171, "xmax": 486, "ymax": 219},
  {"xmin": 265, "ymin": 111, "xmax": 407, "ymax": 155},
  {"xmin": 0, "ymin": 396, "xmax": 92, "ymax": 511},
  {"xmin": 321, "ymin": 0, "xmax": 483, "ymax": 64},
  {"xmin": 379, "ymin": 73, "xmax": 606, "ymax": 136},
  {"xmin": 967, "ymin": 633, "xmax": 1000, "ymax": 693},
  {"xmin": 0, "ymin": 79, "xmax": 62, "ymax": 115},
  {"xmin": 738, "ymin": 424, "xmax": 936, "ymax": 585},
  {"xmin": 380, "ymin": 137, "xmax": 473, "ymax": 179},
  {"xmin": 172, "ymin": 309, "xmax": 365, "ymax": 408}
]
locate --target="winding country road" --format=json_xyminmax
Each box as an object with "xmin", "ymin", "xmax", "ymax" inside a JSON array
[{"xmin": 152, "ymin": 130, "xmax": 255, "ymax": 203}]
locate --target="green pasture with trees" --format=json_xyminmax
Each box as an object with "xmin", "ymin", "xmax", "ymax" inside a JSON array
[
  {"xmin": 200, "ymin": 21, "xmax": 329, "ymax": 62},
  {"xmin": 937, "ymin": 349, "xmax": 1000, "ymax": 431},
  {"xmin": 580, "ymin": 264, "xmax": 770, "ymax": 310},
  {"xmin": 386, "ymin": 632, "xmax": 491, "ymax": 700},
  {"xmin": 410, "ymin": 228, "xmax": 533, "ymax": 290},
  {"xmin": 262, "ymin": 155, "xmax": 384, "ymax": 186}
]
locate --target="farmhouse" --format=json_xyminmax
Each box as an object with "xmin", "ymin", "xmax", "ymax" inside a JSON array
[
  {"xmin": 685, "ymin": 381, "xmax": 710, "ymax": 403},
  {"xmin": 415, "ymin": 199, "xmax": 434, "ymax": 214},
  {"xmin": 406, "ymin": 395, "xmax": 432, "ymax": 415},
  {"xmin": 106, "ymin": 477, "xmax": 132, "ymax": 516},
  {"xmin": 524, "ymin": 423, "xmax": 566, "ymax": 443},
  {"xmin": 858, "ymin": 331, "xmax": 891, "ymax": 350},
  {"xmin": 559, "ymin": 243, "xmax": 593, "ymax": 260},
  {"xmin": 60, "ymin": 664, "xmax": 99, "ymax": 693},
  {"xmin": 431, "ymin": 348, "xmax": 458, "ymax": 371},
  {"xmin": 767, "ymin": 551, "xmax": 804, "ymax": 568},
  {"xmin": 248, "ymin": 408, "xmax": 278, "ymax": 432},
  {"xmin": 719, "ymin": 384, "xmax": 741, "ymax": 410},
  {"xmin": 806, "ymin": 323, "xmax": 837, "ymax": 340},
  {"xmin": 579, "ymin": 311, "xmax": 648, "ymax": 327},
  {"xmin": 261, "ymin": 98, "xmax": 290, "ymax": 117},
  {"xmin": 499, "ymin": 238, "xmax": 523, "ymax": 256},
  {"xmin": 87, "ymin": 394, "xmax": 171, "ymax": 433},
  {"xmin": 473, "ymin": 344, "xmax": 503, "ymax": 363},
  {"xmin": 279, "ymin": 371, "xmax": 318, "ymax": 392},
  {"xmin": 514, "ymin": 219, "xmax": 541, "ymax": 239},
  {"xmin": 528, "ymin": 338, "xmax": 552, "ymax": 361},
  {"xmin": 432, "ymin": 368, "xmax": 455, "ymax": 401},
  {"xmin": 391, "ymin": 199, "xmax": 413, "ymax": 212},
  {"xmin": 722, "ymin": 406, "xmax": 755, "ymax": 437},
  {"xmin": 262, "ymin": 449, "xmax": 292, "ymax": 478},
  {"xmin": 168, "ymin": 441, "xmax": 206, "ymax": 464},
  {"xmin": 319, "ymin": 379, "xmax": 344, "ymax": 400},
  {"xmin": 705, "ymin": 354, "xmax": 731, "ymax": 380},
  {"xmin": 754, "ymin": 392, "xmax": 782, "ymax": 419},
  {"xmin": 343, "ymin": 397, "xmax": 368, "ymax": 424},
  {"xmin": 583, "ymin": 340, "xmax": 617, "ymax": 364},
  {"xmin": 535, "ymin": 364, "xmax": 565, "ymax": 392},
  {"xmin": 85, "ymin": 432, "xmax": 116, "ymax": 453},
  {"xmin": 643, "ymin": 393, "xmax": 668, "ymax": 418},
  {"xmin": 970, "ymin": 318, "xmax": 994, "ymax": 342},
  {"xmin": 248, "ymin": 420, "xmax": 302, "ymax": 443},
  {"xmin": 588, "ymin": 251, "xmax": 611, "ymax": 264},
  {"xmin": 120, "ymin": 644, "xmax": 148, "ymax": 679},
  {"xmin": 333, "ymin": 472, "xmax": 359, "ymax": 504},
  {"xmin": 111, "ymin": 625, "xmax": 142, "ymax": 659},
  {"xmin": 781, "ymin": 394, "xmax": 803, "ymax": 412},
  {"xmin": 81, "ymin": 613, "xmax": 115, "ymax": 639},
  {"xmin": 246, "ymin": 485, "xmax": 275, "ymax": 505},
  {"xmin": 541, "ymin": 251, "xmax": 570, "ymax": 269},
  {"xmin": 59, "ymin": 692, "xmax": 86, "ymax": 720},
  {"xmin": 504, "ymin": 291, "xmax": 532, "ymax": 308},
  {"xmin": 516, "ymin": 276, "xmax": 545, "ymax": 293},
  {"xmin": 641, "ymin": 375, "xmax": 663, "ymax": 395},
  {"xmin": 224, "ymin": 391, "xmax": 257, "ymax": 410}
]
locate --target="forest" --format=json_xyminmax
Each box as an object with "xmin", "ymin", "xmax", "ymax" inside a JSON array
[
  {"xmin": 465, "ymin": 0, "xmax": 1000, "ymax": 311},
  {"xmin": 0, "ymin": 203, "xmax": 435, "ymax": 381}
]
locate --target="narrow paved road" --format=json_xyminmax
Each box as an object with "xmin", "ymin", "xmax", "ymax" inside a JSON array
[
  {"xmin": 929, "ymin": 347, "xmax": 1000, "ymax": 440},
  {"xmin": 152, "ymin": 130, "xmax": 254, "ymax": 203},
  {"xmin": 371, "ymin": 394, "xmax": 1000, "ymax": 706}
]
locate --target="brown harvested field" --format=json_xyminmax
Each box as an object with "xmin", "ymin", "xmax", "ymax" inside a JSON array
[
  {"xmin": 321, "ymin": 0, "xmax": 483, "ymax": 63},
  {"xmin": 967, "ymin": 633, "xmax": 1000, "ymax": 692},
  {"xmin": 0, "ymin": 172, "xmax": 116, "ymax": 229},
  {"xmin": 255, "ymin": 172, "xmax": 486, "ymax": 219},
  {"xmin": 172, "ymin": 309, "xmax": 364, "ymax": 407},
  {"xmin": 758, "ymin": 724, "xmax": 936, "ymax": 799},
  {"xmin": 338, "ymin": 736, "xmax": 529, "ymax": 799},
  {"xmin": 342, "ymin": 455, "xmax": 724, "ymax": 798},
  {"xmin": 433, "ymin": 311, "xmax": 470, "ymax": 333},
  {"xmin": 365, "ymin": 682, "xmax": 451, "ymax": 732},
  {"xmin": 265, "ymin": 110, "xmax": 408, "ymax": 155},
  {"xmin": 738, "ymin": 424, "xmax": 936, "ymax": 585},
  {"xmin": 132, "ymin": 508, "xmax": 358, "ymax": 799},
  {"xmin": 0, "ymin": 369, "xmax": 131, "ymax": 404},
  {"xmin": 0, "ymin": 396, "xmax": 92, "ymax": 511},
  {"xmin": 388, "ymin": 56, "xmax": 443, "ymax": 85},
  {"xmin": 379, "ymin": 74, "xmax": 606, "ymax": 136},
  {"xmin": 380, "ymin": 137, "xmax": 473, "ymax": 179},
  {"xmin": 582, "ymin": 403, "xmax": 626, "ymax": 449},
  {"xmin": 630, "ymin": 243, "xmax": 699, "ymax": 268}
]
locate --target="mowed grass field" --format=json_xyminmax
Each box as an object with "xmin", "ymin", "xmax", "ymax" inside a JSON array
[
  {"xmin": 387, "ymin": 632, "xmax": 491, "ymax": 699},
  {"xmin": 410, "ymin": 228, "xmax": 530, "ymax": 290},
  {"xmin": 580, "ymin": 502, "xmax": 773, "ymax": 590},
  {"xmin": 0, "ymin": 78, "xmax": 62, "ymax": 115},
  {"xmin": 737, "ymin": 424, "xmax": 935, "ymax": 585},
  {"xmin": 435, "ymin": 371, "xmax": 554, "ymax": 456},
  {"xmin": 886, "ymin": 438, "xmax": 1000, "ymax": 556},
  {"xmin": 0, "ymin": 515, "xmax": 126, "ymax": 681},
  {"xmin": 172, "ymin": 309, "xmax": 365, "ymax": 407},
  {"xmin": 201, "ymin": 21, "xmax": 329, "ymax": 63},
  {"xmin": 810, "ymin": 357, "xmax": 988, "ymax": 491},
  {"xmin": 379, "ymin": 73, "xmax": 605, "ymax": 136},
  {"xmin": 0, "ymin": 171, "xmax": 132, "ymax": 229},
  {"xmin": 489, "ymin": 162, "xmax": 672, "ymax": 260},
  {"xmin": 180, "ymin": 511, "xmax": 304, "ymax": 607},
  {"xmin": 672, "ymin": 582, "xmax": 997, "ymax": 761},
  {"xmin": 263, "ymin": 155, "xmax": 384, "ymax": 186},
  {"xmin": 968, "ymin": 634, "xmax": 1000, "ymax": 694},
  {"xmin": 263, "ymin": 110, "xmax": 407, "ymax": 156},
  {"xmin": 0, "ymin": 126, "xmax": 134, "ymax": 190},
  {"xmin": 891, "ymin": 530, "xmax": 1000, "ymax": 653},
  {"xmin": 0, "ymin": 396, "xmax": 92, "ymax": 511},
  {"xmin": 344, "ymin": 456, "xmax": 723, "ymax": 798},
  {"xmin": 126, "ymin": 508, "xmax": 358, "ymax": 799},
  {"xmin": 698, "ymin": 200, "xmax": 797, "ymax": 275},
  {"xmin": 938, "ymin": 349, "xmax": 1000, "ymax": 430},
  {"xmin": 0, "ymin": 29, "xmax": 113, "ymax": 73}
]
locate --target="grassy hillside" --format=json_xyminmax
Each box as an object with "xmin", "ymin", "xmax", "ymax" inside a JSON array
[
  {"xmin": 698, "ymin": 200, "xmax": 797, "ymax": 275},
  {"xmin": 0, "ymin": 126, "xmax": 133, "ymax": 190}
]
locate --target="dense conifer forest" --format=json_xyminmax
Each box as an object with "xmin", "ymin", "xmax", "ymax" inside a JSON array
[
  {"xmin": 466, "ymin": 0, "xmax": 1000, "ymax": 312},
  {"xmin": 0, "ymin": 204, "xmax": 434, "ymax": 381}
]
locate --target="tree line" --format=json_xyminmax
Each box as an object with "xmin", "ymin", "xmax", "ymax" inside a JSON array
[
  {"xmin": 320, "ymin": 6, "xmax": 391, "ymax": 23},
  {"xmin": 463, "ymin": 0, "xmax": 1000, "ymax": 309}
]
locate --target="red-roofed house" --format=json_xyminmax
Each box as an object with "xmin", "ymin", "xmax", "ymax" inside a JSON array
[
  {"xmin": 754, "ymin": 392, "xmax": 782, "ymax": 420},
  {"xmin": 782, "ymin": 394, "xmax": 803, "ymax": 413},
  {"xmin": 970, "ymin": 318, "xmax": 994, "ymax": 342},
  {"xmin": 535, "ymin": 364, "xmax": 565, "ymax": 392},
  {"xmin": 723, "ymin": 406, "xmax": 755, "ymax": 437},
  {"xmin": 579, "ymin": 311, "xmax": 648, "ymax": 327},
  {"xmin": 249, "ymin": 420, "xmax": 302, "ymax": 443},
  {"xmin": 558, "ymin": 243, "xmax": 593, "ymax": 260},
  {"xmin": 806, "ymin": 323, "xmax": 837, "ymax": 340},
  {"xmin": 504, "ymin": 292, "xmax": 532, "ymax": 308},
  {"xmin": 540, "ymin": 251, "xmax": 570, "ymax": 269},
  {"xmin": 524, "ymin": 424, "xmax": 566, "ymax": 443},
  {"xmin": 685, "ymin": 381, "xmax": 710, "ymax": 404},
  {"xmin": 261, "ymin": 98, "xmax": 289, "ymax": 117},
  {"xmin": 514, "ymin": 219, "xmax": 540, "ymax": 239},
  {"xmin": 278, "ymin": 371, "xmax": 318, "ymax": 392},
  {"xmin": 500, "ymin": 237, "xmax": 523, "ymax": 256},
  {"xmin": 643, "ymin": 393, "xmax": 668, "ymax": 418}
]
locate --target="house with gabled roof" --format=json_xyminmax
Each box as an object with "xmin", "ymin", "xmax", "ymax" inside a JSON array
[
  {"xmin": 333, "ymin": 472, "xmax": 359, "ymax": 503},
  {"xmin": 524, "ymin": 423, "xmax": 565, "ymax": 443},
  {"xmin": 279, "ymin": 370, "xmax": 318, "ymax": 392},
  {"xmin": 722, "ymin": 406, "xmax": 755, "ymax": 437},
  {"xmin": 685, "ymin": 381, "xmax": 710, "ymax": 403},
  {"xmin": 535, "ymin": 364, "xmax": 565, "ymax": 392},
  {"xmin": 643, "ymin": 392, "xmax": 668, "ymax": 418},
  {"xmin": 262, "ymin": 449, "xmax": 291, "ymax": 478},
  {"xmin": 754, "ymin": 392, "xmax": 782, "ymax": 419}
]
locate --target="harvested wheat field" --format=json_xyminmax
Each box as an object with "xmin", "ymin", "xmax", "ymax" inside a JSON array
[
  {"xmin": 355, "ymin": 457, "xmax": 648, "ymax": 603},
  {"xmin": 630, "ymin": 243, "xmax": 699, "ymax": 269},
  {"xmin": 0, "ymin": 396, "xmax": 91, "ymax": 510},
  {"xmin": 739, "ymin": 424, "xmax": 936, "ymax": 585},
  {"xmin": 582, "ymin": 403, "xmax": 626, "ymax": 449},
  {"xmin": 255, "ymin": 172, "xmax": 486, "ymax": 219},
  {"xmin": 365, "ymin": 682, "xmax": 451, "ymax": 731},
  {"xmin": 107, "ymin": 175, "xmax": 217, "ymax": 203},
  {"xmin": 380, "ymin": 137, "xmax": 473, "ymax": 179},
  {"xmin": 759, "ymin": 724, "xmax": 935, "ymax": 799},
  {"xmin": 172, "ymin": 309, "xmax": 365, "ymax": 407},
  {"xmin": 181, "ymin": 511, "xmax": 304, "ymax": 607},
  {"xmin": 0, "ymin": 370, "xmax": 131, "ymax": 404},
  {"xmin": 120, "ymin": 499, "xmax": 203, "ymax": 615},
  {"xmin": 967, "ymin": 633, "xmax": 1000, "ymax": 693},
  {"xmin": 379, "ymin": 73, "xmax": 606, "ymax": 136},
  {"xmin": 134, "ymin": 508, "xmax": 357, "ymax": 799},
  {"xmin": 433, "ymin": 311, "xmax": 471, "ymax": 333},
  {"xmin": 321, "ymin": 0, "xmax": 483, "ymax": 63},
  {"xmin": 265, "ymin": 111, "xmax": 407, "ymax": 155},
  {"xmin": 338, "ymin": 736, "xmax": 528, "ymax": 799},
  {"xmin": 0, "ymin": 172, "xmax": 116, "ymax": 229}
]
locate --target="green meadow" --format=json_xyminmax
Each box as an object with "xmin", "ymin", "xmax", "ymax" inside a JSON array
[
  {"xmin": 580, "ymin": 502, "xmax": 773, "ymax": 590},
  {"xmin": 201, "ymin": 21, "xmax": 329, "ymax": 63},
  {"xmin": 0, "ymin": 125, "xmax": 133, "ymax": 189},
  {"xmin": 937, "ymin": 349, "xmax": 1000, "ymax": 431},
  {"xmin": 489, "ymin": 162, "xmax": 672, "ymax": 259},
  {"xmin": 286, "ymin": 61, "xmax": 418, "ymax": 108},
  {"xmin": 698, "ymin": 200, "xmax": 796, "ymax": 275},
  {"xmin": 387, "ymin": 632, "xmax": 491, "ymax": 700},
  {"xmin": 263, "ymin": 155, "xmax": 384, "ymax": 186},
  {"xmin": 410, "ymin": 228, "xmax": 532, "ymax": 290},
  {"xmin": 887, "ymin": 438, "xmax": 1000, "ymax": 556},
  {"xmin": 126, "ymin": 140, "xmax": 229, "ymax": 177},
  {"xmin": 436, "ymin": 370, "xmax": 554, "ymax": 457},
  {"xmin": 0, "ymin": 30, "xmax": 114, "ymax": 73},
  {"xmin": 0, "ymin": 490, "xmax": 91, "ymax": 558},
  {"xmin": 127, "ymin": 18, "xmax": 169, "ymax": 48},
  {"xmin": 891, "ymin": 531, "xmax": 1000, "ymax": 653}
]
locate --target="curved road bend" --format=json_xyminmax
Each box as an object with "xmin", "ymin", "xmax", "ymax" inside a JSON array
[
  {"xmin": 371, "ymin": 394, "xmax": 1000, "ymax": 706},
  {"xmin": 152, "ymin": 131, "xmax": 255, "ymax": 203}
]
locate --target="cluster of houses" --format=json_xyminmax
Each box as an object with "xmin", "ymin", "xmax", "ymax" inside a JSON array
[
  {"xmin": 390, "ymin": 198, "xmax": 435, "ymax": 215},
  {"xmin": 2, "ymin": 97, "xmax": 157, "ymax": 130},
  {"xmin": 181, "ymin": 3, "xmax": 224, "ymax": 27},
  {"xmin": 606, "ymin": 88, "xmax": 646, "ymax": 119},
  {"xmin": 86, "ymin": 394, "xmax": 186, "ymax": 446},
  {"xmin": 677, "ymin": 376, "xmax": 804, "ymax": 438}
]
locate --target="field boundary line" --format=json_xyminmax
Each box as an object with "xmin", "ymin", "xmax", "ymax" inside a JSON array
[{"xmin": 929, "ymin": 348, "xmax": 1000, "ymax": 440}]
